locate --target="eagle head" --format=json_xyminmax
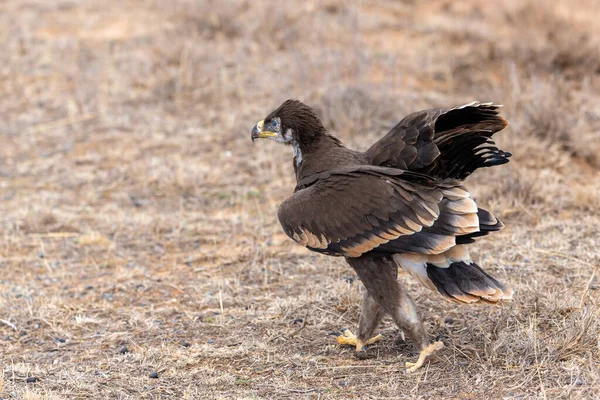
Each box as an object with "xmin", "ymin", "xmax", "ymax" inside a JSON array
[{"xmin": 251, "ymin": 99, "xmax": 326, "ymax": 146}]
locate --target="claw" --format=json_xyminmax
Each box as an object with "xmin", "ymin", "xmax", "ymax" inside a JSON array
[
  {"xmin": 405, "ymin": 341, "xmax": 445, "ymax": 373},
  {"xmin": 335, "ymin": 329, "xmax": 382, "ymax": 352},
  {"xmin": 365, "ymin": 333, "xmax": 383, "ymax": 345}
]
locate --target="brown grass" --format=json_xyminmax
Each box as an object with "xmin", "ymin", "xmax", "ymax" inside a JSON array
[{"xmin": 1, "ymin": 0, "xmax": 599, "ymax": 399}]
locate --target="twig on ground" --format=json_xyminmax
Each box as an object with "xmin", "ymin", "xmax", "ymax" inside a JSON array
[
  {"xmin": 578, "ymin": 262, "xmax": 599, "ymax": 309},
  {"xmin": 0, "ymin": 319, "xmax": 17, "ymax": 331},
  {"xmin": 28, "ymin": 113, "xmax": 96, "ymax": 134},
  {"xmin": 532, "ymin": 248, "xmax": 594, "ymax": 268}
]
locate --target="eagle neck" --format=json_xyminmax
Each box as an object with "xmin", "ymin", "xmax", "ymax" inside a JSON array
[
  {"xmin": 294, "ymin": 134, "xmax": 361, "ymax": 183},
  {"xmin": 297, "ymin": 132, "xmax": 341, "ymax": 155}
]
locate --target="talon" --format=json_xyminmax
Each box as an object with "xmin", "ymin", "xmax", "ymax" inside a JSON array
[
  {"xmin": 335, "ymin": 328, "xmax": 382, "ymax": 352},
  {"xmin": 405, "ymin": 341, "xmax": 445, "ymax": 373},
  {"xmin": 364, "ymin": 333, "xmax": 383, "ymax": 345}
]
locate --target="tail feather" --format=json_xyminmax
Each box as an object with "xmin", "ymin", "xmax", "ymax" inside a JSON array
[
  {"xmin": 426, "ymin": 261, "xmax": 513, "ymax": 304},
  {"xmin": 393, "ymin": 245, "xmax": 513, "ymax": 304}
]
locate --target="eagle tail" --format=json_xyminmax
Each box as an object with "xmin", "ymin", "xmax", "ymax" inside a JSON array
[
  {"xmin": 426, "ymin": 261, "xmax": 513, "ymax": 304},
  {"xmin": 393, "ymin": 244, "xmax": 513, "ymax": 304},
  {"xmin": 430, "ymin": 102, "xmax": 511, "ymax": 179}
]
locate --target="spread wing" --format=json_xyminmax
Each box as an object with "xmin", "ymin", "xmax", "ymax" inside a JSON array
[
  {"xmin": 366, "ymin": 102, "xmax": 510, "ymax": 179},
  {"xmin": 277, "ymin": 166, "xmax": 481, "ymax": 258}
]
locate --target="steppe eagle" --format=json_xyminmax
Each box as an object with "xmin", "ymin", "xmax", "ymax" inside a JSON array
[{"xmin": 251, "ymin": 99, "xmax": 513, "ymax": 372}]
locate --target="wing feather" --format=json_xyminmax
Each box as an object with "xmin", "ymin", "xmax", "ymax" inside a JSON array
[
  {"xmin": 366, "ymin": 102, "xmax": 510, "ymax": 180},
  {"xmin": 278, "ymin": 166, "xmax": 481, "ymax": 257}
]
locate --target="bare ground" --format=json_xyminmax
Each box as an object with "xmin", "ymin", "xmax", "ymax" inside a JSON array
[{"xmin": 1, "ymin": 0, "xmax": 599, "ymax": 399}]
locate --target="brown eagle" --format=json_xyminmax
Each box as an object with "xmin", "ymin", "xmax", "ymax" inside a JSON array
[{"xmin": 251, "ymin": 100, "xmax": 513, "ymax": 372}]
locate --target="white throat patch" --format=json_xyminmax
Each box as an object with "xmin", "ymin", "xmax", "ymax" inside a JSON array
[
  {"xmin": 283, "ymin": 128, "xmax": 293, "ymax": 143},
  {"xmin": 292, "ymin": 141, "xmax": 303, "ymax": 166}
]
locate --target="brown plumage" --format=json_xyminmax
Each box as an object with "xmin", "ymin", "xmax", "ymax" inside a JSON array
[{"xmin": 251, "ymin": 99, "xmax": 513, "ymax": 371}]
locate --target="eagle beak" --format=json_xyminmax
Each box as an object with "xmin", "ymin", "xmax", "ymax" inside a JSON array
[
  {"xmin": 251, "ymin": 122, "xmax": 260, "ymax": 143},
  {"xmin": 251, "ymin": 120, "xmax": 276, "ymax": 143}
]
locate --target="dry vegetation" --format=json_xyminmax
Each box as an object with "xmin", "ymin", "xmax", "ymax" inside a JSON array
[{"xmin": 1, "ymin": 0, "xmax": 599, "ymax": 399}]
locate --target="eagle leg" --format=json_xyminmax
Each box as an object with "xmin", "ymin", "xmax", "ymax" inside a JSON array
[
  {"xmin": 346, "ymin": 256, "xmax": 445, "ymax": 372},
  {"xmin": 387, "ymin": 279, "xmax": 444, "ymax": 372}
]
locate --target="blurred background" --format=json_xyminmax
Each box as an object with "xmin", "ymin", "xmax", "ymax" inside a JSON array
[{"xmin": 1, "ymin": 0, "xmax": 599, "ymax": 398}]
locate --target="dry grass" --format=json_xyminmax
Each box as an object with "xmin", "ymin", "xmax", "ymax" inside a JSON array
[{"xmin": 1, "ymin": 0, "xmax": 599, "ymax": 399}]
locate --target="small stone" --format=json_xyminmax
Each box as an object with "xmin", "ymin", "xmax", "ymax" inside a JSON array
[
  {"xmin": 84, "ymin": 285, "xmax": 94, "ymax": 291},
  {"xmin": 26, "ymin": 377, "xmax": 38, "ymax": 383},
  {"xmin": 355, "ymin": 352, "xmax": 372, "ymax": 361},
  {"xmin": 338, "ymin": 380, "xmax": 346, "ymax": 387},
  {"xmin": 119, "ymin": 346, "xmax": 129, "ymax": 354},
  {"xmin": 207, "ymin": 339, "xmax": 215, "ymax": 344},
  {"xmin": 444, "ymin": 317, "xmax": 454, "ymax": 324},
  {"xmin": 149, "ymin": 371, "xmax": 159, "ymax": 379},
  {"xmin": 129, "ymin": 196, "xmax": 143, "ymax": 208},
  {"xmin": 179, "ymin": 340, "xmax": 190, "ymax": 348},
  {"xmin": 292, "ymin": 318, "xmax": 303, "ymax": 324},
  {"xmin": 574, "ymin": 378, "xmax": 584, "ymax": 386},
  {"xmin": 54, "ymin": 337, "xmax": 66, "ymax": 343}
]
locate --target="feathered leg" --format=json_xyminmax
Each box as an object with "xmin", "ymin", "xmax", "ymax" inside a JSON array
[
  {"xmin": 336, "ymin": 289, "xmax": 384, "ymax": 350},
  {"xmin": 357, "ymin": 290, "xmax": 385, "ymax": 343},
  {"xmin": 346, "ymin": 256, "xmax": 444, "ymax": 372}
]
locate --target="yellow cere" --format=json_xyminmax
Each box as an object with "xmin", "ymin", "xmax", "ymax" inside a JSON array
[{"xmin": 256, "ymin": 119, "xmax": 276, "ymax": 138}]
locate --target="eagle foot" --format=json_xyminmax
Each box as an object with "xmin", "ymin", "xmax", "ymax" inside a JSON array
[
  {"xmin": 405, "ymin": 341, "xmax": 445, "ymax": 373},
  {"xmin": 335, "ymin": 328, "xmax": 383, "ymax": 352}
]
